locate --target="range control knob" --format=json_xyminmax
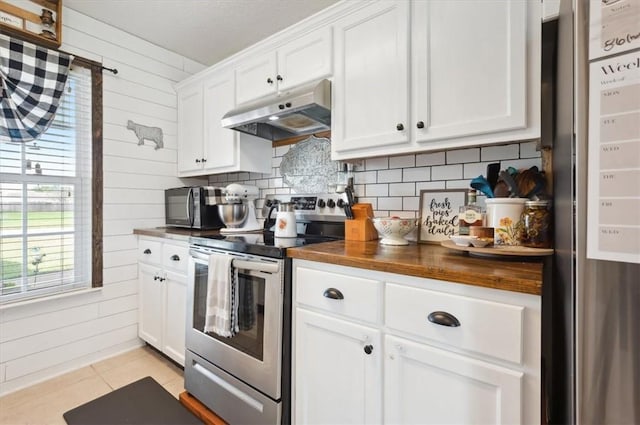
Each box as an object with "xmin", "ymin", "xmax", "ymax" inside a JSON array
[
  {"xmin": 327, "ymin": 199, "xmax": 336, "ymax": 208},
  {"xmin": 317, "ymin": 199, "xmax": 326, "ymax": 208},
  {"xmin": 336, "ymin": 199, "xmax": 345, "ymax": 208}
]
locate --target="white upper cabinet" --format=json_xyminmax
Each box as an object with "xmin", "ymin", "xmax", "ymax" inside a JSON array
[
  {"xmin": 235, "ymin": 27, "xmax": 333, "ymax": 105},
  {"xmin": 331, "ymin": 0, "xmax": 541, "ymax": 160},
  {"xmin": 412, "ymin": 0, "xmax": 527, "ymax": 143},
  {"xmin": 175, "ymin": 71, "xmax": 272, "ymax": 177},
  {"xmin": 276, "ymin": 26, "xmax": 332, "ymax": 91},
  {"xmin": 203, "ymin": 71, "xmax": 237, "ymax": 170},
  {"xmin": 332, "ymin": 1, "xmax": 410, "ymax": 154},
  {"xmin": 235, "ymin": 52, "xmax": 278, "ymax": 105},
  {"xmin": 177, "ymin": 84, "xmax": 204, "ymax": 175}
]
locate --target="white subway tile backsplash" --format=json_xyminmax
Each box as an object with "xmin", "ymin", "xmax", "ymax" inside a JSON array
[
  {"xmin": 365, "ymin": 157, "xmax": 389, "ymax": 170},
  {"xmin": 446, "ymin": 180, "xmax": 474, "ymax": 189},
  {"xmin": 378, "ymin": 169, "xmax": 402, "ymax": 183},
  {"xmin": 520, "ymin": 141, "xmax": 541, "ymax": 158},
  {"xmin": 269, "ymin": 177, "xmax": 284, "ymax": 188},
  {"xmin": 210, "ymin": 141, "xmax": 533, "ymax": 217},
  {"xmin": 389, "ymin": 154, "xmax": 415, "ymax": 168},
  {"xmin": 389, "ymin": 183, "xmax": 416, "ymax": 196},
  {"xmin": 378, "ymin": 197, "xmax": 403, "ymax": 211},
  {"xmin": 357, "ymin": 197, "xmax": 377, "ymax": 209},
  {"xmin": 403, "ymin": 167, "xmax": 430, "ymax": 182},
  {"xmin": 481, "ymin": 144, "xmax": 519, "ymax": 161},
  {"xmin": 275, "ymin": 145, "xmax": 290, "ymax": 157},
  {"xmin": 403, "ymin": 196, "xmax": 420, "ymax": 211},
  {"xmin": 464, "ymin": 162, "xmax": 491, "ymax": 179},
  {"xmin": 416, "ymin": 151, "xmax": 445, "ymax": 166},
  {"xmin": 502, "ymin": 158, "xmax": 542, "ymax": 171},
  {"xmin": 389, "ymin": 183, "xmax": 415, "ymax": 196},
  {"xmin": 255, "ymin": 179, "xmax": 269, "ymax": 189},
  {"xmin": 416, "ymin": 181, "xmax": 446, "ymax": 191},
  {"xmin": 356, "ymin": 170, "xmax": 378, "ymax": 184},
  {"xmin": 431, "ymin": 164, "xmax": 463, "ymax": 181},
  {"xmin": 447, "ymin": 148, "xmax": 480, "ymax": 164},
  {"xmin": 366, "ymin": 184, "xmax": 389, "ymax": 197}
]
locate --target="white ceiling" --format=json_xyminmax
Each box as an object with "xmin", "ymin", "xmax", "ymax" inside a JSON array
[{"xmin": 64, "ymin": 0, "xmax": 339, "ymax": 66}]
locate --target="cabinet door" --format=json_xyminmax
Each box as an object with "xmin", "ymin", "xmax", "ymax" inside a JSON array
[
  {"xmin": 177, "ymin": 82, "xmax": 204, "ymax": 174},
  {"xmin": 385, "ymin": 335, "xmax": 523, "ymax": 424},
  {"xmin": 332, "ymin": 1, "xmax": 410, "ymax": 156},
  {"xmin": 295, "ymin": 308, "xmax": 382, "ymax": 424},
  {"xmin": 235, "ymin": 52, "xmax": 277, "ymax": 105},
  {"xmin": 203, "ymin": 71, "xmax": 237, "ymax": 171},
  {"xmin": 163, "ymin": 270, "xmax": 187, "ymax": 366},
  {"xmin": 138, "ymin": 263, "xmax": 163, "ymax": 350},
  {"xmin": 412, "ymin": 0, "xmax": 527, "ymax": 143},
  {"xmin": 277, "ymin": 27, "xmax": 332, "ymax": 91}
]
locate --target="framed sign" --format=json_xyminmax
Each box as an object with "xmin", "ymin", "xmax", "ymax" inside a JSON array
[
  {"xmin": 0, "ymin": 0, "xmax": 62, "ymax": 49},
  {"xmin": 589, "ymin": 0, "xmax": 640, "ymax": 60},
  {"xmin": 418, "ymin": 189, "xmax": 467, "ymax": 243}
]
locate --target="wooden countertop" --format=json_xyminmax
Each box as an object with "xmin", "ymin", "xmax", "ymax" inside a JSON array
[
  {"xmin": 133, "ymin": 228, "xmax": 543, "ymax": 295},
  {"xmin": 133, "ymin": 227, "xmax": 223, "ymax": 242},
  {"xmin": 287, "ymin": 240, "xmax": 544, "ymax": 296}
]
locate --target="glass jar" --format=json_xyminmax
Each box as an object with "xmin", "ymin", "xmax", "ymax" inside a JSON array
[{"xmin": 520, "ymin": 200, "xmax": 552, "ymax": 248}]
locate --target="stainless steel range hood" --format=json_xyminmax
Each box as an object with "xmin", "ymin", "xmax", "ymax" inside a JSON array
[{"xmin": 221, "ymin": 79, "xmax": 331, "ymax": 141}]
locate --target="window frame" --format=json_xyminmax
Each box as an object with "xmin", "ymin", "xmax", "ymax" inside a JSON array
[{"xmin": 72, "ymin": 56, "xmax": 103, "ymax": 290}]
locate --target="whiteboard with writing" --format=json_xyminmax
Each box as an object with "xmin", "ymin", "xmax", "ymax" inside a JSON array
[
  {"xmin": 589, "ymin": 0, "xmax": 640, "ymax": 59},
  {"xmin": 587, "ymin": 51, "xmax": 640, "ymax": 264}
]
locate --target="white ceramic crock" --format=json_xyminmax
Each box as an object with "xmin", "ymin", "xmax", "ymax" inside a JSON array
[{"xmin": 485, "ymin": 198, "xmax": 527, "ymax": 245}]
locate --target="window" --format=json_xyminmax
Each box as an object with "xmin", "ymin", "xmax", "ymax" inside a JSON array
[{"xmin": 0, "ymin": 62, "xmax": 102, "ymax": 304}]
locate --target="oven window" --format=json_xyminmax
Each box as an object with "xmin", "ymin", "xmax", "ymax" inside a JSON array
[{"xmin": 193, "ymin": 263, "xmax": 265, "ymax": 361}]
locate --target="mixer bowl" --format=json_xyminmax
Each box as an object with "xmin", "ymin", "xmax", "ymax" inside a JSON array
[{"xmin": 218, "ymin": 203, "xmax": 248, "ymax": 228}]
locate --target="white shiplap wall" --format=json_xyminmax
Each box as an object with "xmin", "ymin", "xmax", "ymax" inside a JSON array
[{"xmin": 0, "ymin": 7, "xmax": 206, "ymax": 396}]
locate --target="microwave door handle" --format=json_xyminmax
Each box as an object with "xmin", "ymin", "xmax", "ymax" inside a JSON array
[{"xmin": 187, "ymin": 187, "xmax": 194, "ymax": 226}]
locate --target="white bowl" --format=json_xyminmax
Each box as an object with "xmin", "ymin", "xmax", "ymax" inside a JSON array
[
  {"xmin": 449, "ymin": 235, "xmax": 478, "ymax": 247},
  {"xmin": 470, "ymin": 238, "xmax": 491, "ymax": 248},
  {"xmin": 371, "ymin": 217, "xmax": 417, "ymax": 246}
]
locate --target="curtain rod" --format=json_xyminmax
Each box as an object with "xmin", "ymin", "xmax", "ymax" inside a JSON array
[
  {"xmin": 101, "ymin": 66, "xmax": 118, "ymax": 75},
  {"xmin": 60, "ymin": 50, "xmax": 118, "ymax": 75}
]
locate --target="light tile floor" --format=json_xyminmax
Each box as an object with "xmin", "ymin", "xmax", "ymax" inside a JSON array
[{"xmin": 0, "ymin": 345, "xmax": 184, "ymax": 425}]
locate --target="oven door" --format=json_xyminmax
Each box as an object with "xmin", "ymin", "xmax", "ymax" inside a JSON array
[{"xmin": 187, "ymin": 247, "xmax": 284, "ymax": 400}]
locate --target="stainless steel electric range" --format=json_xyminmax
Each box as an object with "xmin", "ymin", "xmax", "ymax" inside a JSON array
[{"xmin": 184, "ymin": 193, "xmax": 347, "ymax": 425}]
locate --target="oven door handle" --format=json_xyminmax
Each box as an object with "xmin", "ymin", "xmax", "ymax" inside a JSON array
[
  {"xmin": 190, "ymin": 250, "xmax": 280, "ymax": 274},
  {"xmin": 233, "ymin": 259, "xmax": 279, "ymax": 274}
]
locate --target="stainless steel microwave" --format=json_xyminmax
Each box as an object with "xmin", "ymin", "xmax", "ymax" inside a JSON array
[{"xmin": 165, "ymin": 187, "xmax": 223, "ymax": 229}]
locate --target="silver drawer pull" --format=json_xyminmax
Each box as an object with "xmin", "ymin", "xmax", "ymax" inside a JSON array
[
  {"xmin": 428, "ymin": 311, "xmax": 461, "ymax": 327},
  {"xmin": 170, "ymin": 254, "xmax": 180, "ymax": 261},
  {"xmin": 143, "ymin": 249, "xmax": 151, "ymax": 254}
]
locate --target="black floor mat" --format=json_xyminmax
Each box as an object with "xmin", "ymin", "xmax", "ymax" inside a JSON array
[{"xmin": 63, "ymin": 376, "xmax": 202, "ymax": 425}]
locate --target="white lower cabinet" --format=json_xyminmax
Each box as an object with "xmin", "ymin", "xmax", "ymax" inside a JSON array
[
  {"xmin": 295, "ymin": 309, "xmax": 382, "ymax": 424},
  {"xmin": 384, "ymin": 335, "xmax": 522, "ymax": 424},
  {"xmin": 137, "ymin": 237, "xmax": 188, "ymax": 366},
  {"xmin": 292, "ymin": 259, "xmax": 541, "ymax": 424}
]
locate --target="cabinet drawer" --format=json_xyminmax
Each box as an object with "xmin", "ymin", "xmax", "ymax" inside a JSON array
[
  {"xmin": 162, "ymin": 242, "xmax": 189, "ymax": 273},
  {"xmin": 385, "ymin": 283, "xmax": 524, "ymax": 364},
  {"xmin": 296, "ymin": 267, "xmax": 381, "ymax": 324},
  {"xmin": 138, "ymin": 238, "xmax": 162, "ymax": 265}
]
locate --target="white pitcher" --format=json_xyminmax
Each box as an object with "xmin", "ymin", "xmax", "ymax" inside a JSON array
[{"xmin": 274, "ymin": 202, "xmax": 297, "ymax": 238}]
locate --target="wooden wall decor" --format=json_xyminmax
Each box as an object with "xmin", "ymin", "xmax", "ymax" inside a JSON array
[{"xmin": 0, "ymin": 0, "xmax": 62, "ymax": 49}]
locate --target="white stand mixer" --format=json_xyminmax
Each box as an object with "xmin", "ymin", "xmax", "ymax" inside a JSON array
[{"xmin": 219, "ymin": 183, "xmax": 262, "ymax": 233}]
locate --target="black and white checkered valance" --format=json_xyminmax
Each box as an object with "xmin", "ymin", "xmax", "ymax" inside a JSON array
[{"xmin": 0, "ymin": 34, "xmax": 73, "ymax": 142}]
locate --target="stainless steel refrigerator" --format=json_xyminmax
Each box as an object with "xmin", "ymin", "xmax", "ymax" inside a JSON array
[{"xmin": 545, "ymin": 1, "xmax": 640, "ymax": 423}]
